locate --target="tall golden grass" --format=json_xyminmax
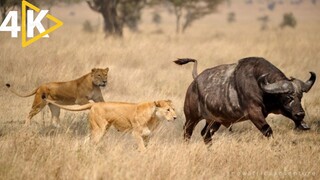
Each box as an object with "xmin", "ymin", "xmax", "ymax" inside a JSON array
[{"xmin": 0, "ymin": 2, "xmax": 320, "ymax": 179}]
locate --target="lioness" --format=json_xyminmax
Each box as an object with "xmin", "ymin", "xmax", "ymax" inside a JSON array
[
  {"xmin": 43, "ymin": 98, "xmax": 177, "ymax": 151},
  {"xmin": 6, "ymin": 68, "xmax": 109, "ymax": 127}
]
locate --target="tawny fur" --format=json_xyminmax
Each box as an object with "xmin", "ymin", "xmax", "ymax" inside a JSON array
[
  {"xmin": 6, "ymin": 68, "xmax": 109, "ymax": 126},
  {"xmin": 44, "ymin": 98, "xmax": 177, "ymax": 151}
]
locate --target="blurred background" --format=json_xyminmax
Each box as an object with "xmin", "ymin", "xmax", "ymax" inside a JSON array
[{"xmin": 1, "ymin": 0, "xmax": 319, "ymax": 38}]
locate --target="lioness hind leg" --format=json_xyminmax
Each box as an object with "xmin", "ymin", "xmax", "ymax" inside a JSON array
[
  {"xmin": 90, "ymin": 116, "xmax": 110, "ymax": 144},
  {"xmin": 91, "ymin": 124, "xmax": 110, "ymax": 144},
  {"xmin": 26, "ymin": 93, "xmax": 46, "ymax": 126},
  {"xmin": 48, "ymin": 104, "xmax": 61, "ymax": 128}
]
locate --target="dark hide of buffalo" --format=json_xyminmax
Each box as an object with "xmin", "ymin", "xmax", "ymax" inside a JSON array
[{"xmin": 174, "ymin": 57, "xmax": 316, "ymax": 144}]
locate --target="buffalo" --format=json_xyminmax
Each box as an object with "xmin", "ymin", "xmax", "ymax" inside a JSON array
[{"xmin": 174, "ymin": 57, "xmax": 316, "ymax": 144}]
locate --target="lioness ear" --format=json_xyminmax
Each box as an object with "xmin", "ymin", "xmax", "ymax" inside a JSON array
[
  {"xmin": 105, "ymin": 67, "xmax": 109, "ymax": 72},
  {"xmin": 91, "ymin": 68, "xmax": 97, "ymax": 73},
  {"xmin": 166, "ymin": 99, "xmax": 172, "ymax": 104},
  {"xmin": 154, "ymin": 101, "xmax": 161, "ymax": 107}
]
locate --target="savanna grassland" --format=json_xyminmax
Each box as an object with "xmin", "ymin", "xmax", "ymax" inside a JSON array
[{"xmin": 0, "ymin": 1, "xmax": 320, "ymax": 179}]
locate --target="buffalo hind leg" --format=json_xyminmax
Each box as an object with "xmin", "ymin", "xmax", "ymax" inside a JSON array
[
  {"xmin": 26, "ymin": 94, "xmax": 46, "ymax": 126},
  {"xmin": 201, "ymin": 121, "xmax": 221, "ymax": 145},
  {"xmin": 184, "ymin": 116, "xmax": 201, "ymax": 142}
]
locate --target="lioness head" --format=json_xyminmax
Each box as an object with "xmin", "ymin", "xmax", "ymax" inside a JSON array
[
  {"xmin": 91, "ymin": 68, "xmax": 109, "ymax": 87},
  {"xmin": 154, "ymin": 100, "xmax": 177, "ymax": 121}
]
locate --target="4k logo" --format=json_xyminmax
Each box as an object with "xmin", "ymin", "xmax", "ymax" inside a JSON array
[{"xmin": 0, "ymin": 0, "xmax": 63, "ymax": 47}]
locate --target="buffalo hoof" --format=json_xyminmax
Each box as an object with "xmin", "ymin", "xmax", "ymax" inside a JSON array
[
  {"xmin": 264, "ymin": 129, "xmax": 273, "ymax": 137},
  {"xmin": 295, "ymin": 122, "xmax": 310, "ymax": 130},
  {"xmin": 262, "ymin": 124, "xmax": 273, "ymax": 137}
]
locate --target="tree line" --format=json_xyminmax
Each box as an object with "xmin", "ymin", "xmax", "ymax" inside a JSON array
[
  {"xmin": 0, "ymin": 0, "xmax": 224, "ymax": 37},
  {"xmin": 2, "ymin": 0, "xmax": 312, "ymax": 36}
]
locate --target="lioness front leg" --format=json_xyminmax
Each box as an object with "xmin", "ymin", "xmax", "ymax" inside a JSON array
[
  {"xmin": 93, "ymin": 96, "xmax": 104, "ymax": 102},
  {"xmin": 132, "ymin": 130, "xmax": 147, "ymax": 151},
  {"xmin": 141, "ymin": 127, "xmax": 151, "ymax": 147},
  {"xmin": 92, "ymin": 90, "xmax": 105, "ymax": 102}
]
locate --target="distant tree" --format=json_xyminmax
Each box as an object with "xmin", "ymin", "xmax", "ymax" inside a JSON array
[
  {"xmin": 166, "ymin": 0, "xmax": 224, "ymax": 34},
  {"xmin": 280, "ymin": 12, "xmax": 297, "ymax": 29},
  {"xmin": 86, "ymin": 0, "xmax": 147, "ymax": 37},
  {"xmin": 166, "ymin": 0, "xmax": 183, "ymax": 33}
]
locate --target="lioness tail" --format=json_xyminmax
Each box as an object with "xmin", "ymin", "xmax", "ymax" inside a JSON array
[
  {"xmin": 42, "ymin": 95, "xmax": 93, "ymax": 111},
  {"xmin": 5, "ymin": 83, "xmax": 38, "ymax": 97}
]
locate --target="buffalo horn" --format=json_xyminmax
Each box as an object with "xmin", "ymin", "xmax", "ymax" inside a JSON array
[
  {"xmin": 301, "ymin": 72, "xmax": 316, "ymax": 92},
  {"xmin": 258, "ymin": 74, "xmax": 293, "ymax": 94}
]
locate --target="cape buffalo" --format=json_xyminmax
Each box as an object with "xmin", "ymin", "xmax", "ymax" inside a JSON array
[{"xmin": 174, "ymin": 57, "xmax": 316, "ymax": 144}]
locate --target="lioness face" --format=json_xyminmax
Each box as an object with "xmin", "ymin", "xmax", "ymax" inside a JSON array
[
  {"xmin": 155, "ymin": 100, "xmax": 177, "ymax": 121},
  {"xmin": 91, "ymin": 68, "xmax": 109, "ymax": 87}
]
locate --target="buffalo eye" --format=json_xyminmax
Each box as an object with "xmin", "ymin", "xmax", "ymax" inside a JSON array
[{"xmin": 286, "ymin": 95, "xmax": 294, "ymax": 103}]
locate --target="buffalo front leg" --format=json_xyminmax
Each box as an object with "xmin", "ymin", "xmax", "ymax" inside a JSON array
[
  {"xmin": 294, "ymin": 120, "xmax": 310, "ymax": 130},
  {"xmin": 248, "ymin": 107, "xmax": 273, "ymax": 137}
]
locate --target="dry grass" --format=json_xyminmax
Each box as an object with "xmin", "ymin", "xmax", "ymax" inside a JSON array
[{"xmin": 0, "ymin": 1, "xmax": 320, "ymax": 179}]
